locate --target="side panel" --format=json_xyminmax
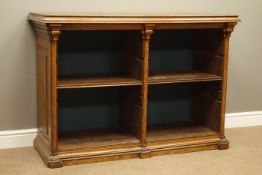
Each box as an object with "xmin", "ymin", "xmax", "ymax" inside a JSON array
[{"xmin": 35, "ymin": 26, "xmax": 52, "ymax": 148}]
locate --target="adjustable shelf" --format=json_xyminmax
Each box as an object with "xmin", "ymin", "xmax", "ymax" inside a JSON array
[
  {"xmin": 148, "ymin": 72, "xmax": 222, "ymax": 85},
  {"xmin": 57, "ymin": 76, "xmax": 142, "ymax": 89},
  {"xmin": 29, "ymin": 13, "xmax": 239, "ymax": 168}
]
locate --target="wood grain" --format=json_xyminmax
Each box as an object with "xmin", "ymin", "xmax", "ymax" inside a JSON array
[
  {"xmin": 147, "ymin": 123, "xmax": 218, "ymax": 142},
  {"xmin": 220, "ymin": 25, "xmax": 234, "ymax": 135},
  {"xmin": 141, "ymin": 27, "xmax": 153, "ymax": 144},
  {"xmin": 148, "ymin": 72, "xmax": 222, "ymax": 85},
  {"xmin": 57, "ymin": 76, "xmax": 142, "ymax": 89},
  {"xmin": 29, "ymin": 13, "xmax": 239, "ymax": 168},
  {"xmin": 58, "ymin": 128, "xmax": 140, "ymax": 151},
  {"xmin": 28, "ymin": 13, "xmax": 240, "ymax": 24}
]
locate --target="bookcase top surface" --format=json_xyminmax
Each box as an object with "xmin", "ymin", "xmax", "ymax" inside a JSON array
[{"xmin": 29, "ymin": 12, "xmax": 240, "ymax": 24}]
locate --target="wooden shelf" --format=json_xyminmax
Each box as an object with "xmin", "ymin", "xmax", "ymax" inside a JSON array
[
  {"xmin": 57, "ymin": 76, "xmax": 142, "ymax": 89},
  {"xmin": 58, "ymin": 128, "xmax": 140, "ymax": 151},
  {"xmin": 148, "ymin": 72, "xmax": 222, "ymax": 85},
  {"xmin": 147, "ymin": 123, "xmax": 218, "ymax": 142}
]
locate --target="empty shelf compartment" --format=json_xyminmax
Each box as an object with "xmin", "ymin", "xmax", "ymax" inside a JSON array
[
  {"xmin": 147, "ymin": 82, "xmax": 221, "ymax": 143},
  {"xmin": 57, "ymin": 86, "xmax": 142, "ymax": 150}
]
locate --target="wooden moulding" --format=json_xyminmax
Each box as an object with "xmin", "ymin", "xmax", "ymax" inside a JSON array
[
  {"xmin": 28, "ymin": 13, "xmax": 240, "ymax": 31},
  {"xmin": 28, "ymin": 13, "xmax": 240, "ymax": 24},
  {"xmin": 30, "ymin": 13, "xmax": 237, "ymax": 168},
  {"xmin": 34, "ymin": 132, "xmax": 228, "ymax": 168}
]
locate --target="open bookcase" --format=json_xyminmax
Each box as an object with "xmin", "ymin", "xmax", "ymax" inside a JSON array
[{"xmin": 29, "ymin": 13, "xmax": 239, "ymax": 168}]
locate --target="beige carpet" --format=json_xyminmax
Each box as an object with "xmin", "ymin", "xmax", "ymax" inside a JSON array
[{"xmin": 1, "ymin": 126, "xmax": 262, "ymax": 175}]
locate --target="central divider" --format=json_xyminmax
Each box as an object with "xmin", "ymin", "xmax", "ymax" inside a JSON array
[{"xmin": 140, "ymin": 26, "xmax": 154, "ymax": 150}]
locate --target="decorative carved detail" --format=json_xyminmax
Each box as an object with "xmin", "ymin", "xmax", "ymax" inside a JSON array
[
  {"xmin": 47, "ymin": 24, "xmax": 62, "ymax": 31},
  {"xmin": 47, "ymin": 155, "xmax": 63, "ymax": 168},
  {"xmin": 223, "ymin": 23, "xmax": 236, "ymax": 38},
  {"xmin": 47, "ymin": 24, "xmax": 62, "ymax": 41},
  {"xmin": 140, "ymin": 147, "xmax": 151, "ymax": 159},
  {"xmin": 34, "ymin": 135, "xmax": 63, "ymax": 168},
  {"xmin": 219, "ymin": 136, "xmax": 229, "ymax": 150},
  {"xmin": 142, "ymin": 30, "xmax": 153, "ymax": 40},
  {"xmin": 142, "ymin": 24, "xmax": 154, "ymax": 40},
  {"xmin": 223, "ymin": 28, "xmax": 233, "ymax": 38},
  {"xmin": 48, "ymin": 30, "xmax": 61, "ymax": 41}
]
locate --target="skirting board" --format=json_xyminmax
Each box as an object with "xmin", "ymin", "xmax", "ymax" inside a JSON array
[
  {"xmin": 0, "ymin": 111, "xmax": 262, "ymax": 150},
  {"xmin": 0, "ymin": 129, "xmax": 37, "ymax": 149},
  {"xmin": 225, "ymin": 111, "xmax": 262, "ymax": 128}
]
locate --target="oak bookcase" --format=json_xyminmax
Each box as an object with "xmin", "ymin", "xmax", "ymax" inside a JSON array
[{"xmin": 29, "ymin": 13, "xmax": 239, "ymax": 168}]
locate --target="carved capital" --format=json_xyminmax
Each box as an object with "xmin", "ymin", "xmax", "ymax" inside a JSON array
[
  {"xmin": 48, "ymin": 30, "xmax": 61, "ymax": 41},
  {"xmin": 47, "ymin": 24, "xmax": 62, "ymax": 41},
  {"xmin": 142, "ymin": 24, "xmax": 154, "ymax": 40},
  {"xmin": 223, "ymin": 23, "xmax": 236, "ymax": 38},
  {"xmin": 223, "ymin": 28, "xmax": 233, "ymax": 38},
  {"xmin": 142, "ymin": 29, "xmax": 153, "ymax": 40}
]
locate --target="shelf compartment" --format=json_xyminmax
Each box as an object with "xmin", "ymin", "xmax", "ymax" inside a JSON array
[
  {"xmin": 58, "ymin": 128, "xmax": 140, "ymax": 151},
  {"xmin": 57, "ymin": 76, "xmax": 142, "ymax": 89},
  {"xmin": 58, "ymin": 86, "xmax": 143, "ymax": 151},
  {"xmin": 149, "ymin": 29, "xmax": 224, "ymax": 77},
  {"xmin": 148, "ymin": 72, "xmax": 222, "ymax": 85},
  {"xmin": 147, "ymin": 82, "xmax": 221, "ymax": 143},
  {"xmin": 58, "ymin": 30, "xmax": 142, "ymax": 80},
  {"xmin": 147, "ymin": 123, "xmax": 219, "ymax": 143}
]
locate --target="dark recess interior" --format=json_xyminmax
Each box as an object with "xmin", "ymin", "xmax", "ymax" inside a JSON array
[
  {"xmin": 57, "ymin": 30, "xmax": 141, "ymax": 79},
  {"xmin": 149, "ymin": 29, "xmax": 224, "ymax": 76},
  {"xmin": 147, "ymin": 82, "xmax": 221, "ymax": 132},
  {"xmin": 56, "ymin": 29, "xmax": 224, "ymax": 146}
]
